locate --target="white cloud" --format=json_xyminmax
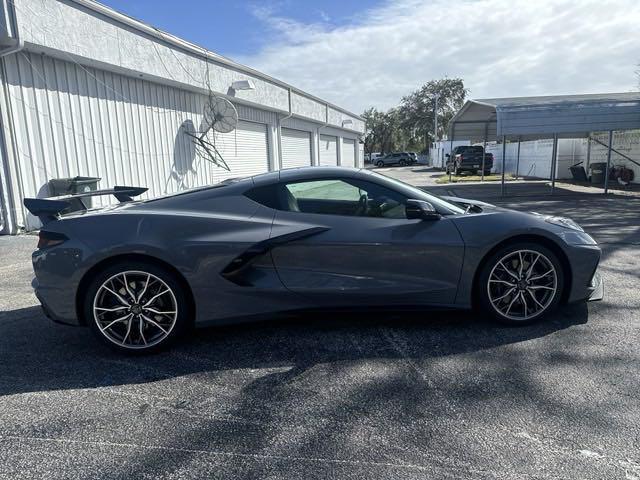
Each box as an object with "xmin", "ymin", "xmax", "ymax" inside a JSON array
[{"xmin": 239, "ymin": 0, "xmax": 640, "ymax": 114}]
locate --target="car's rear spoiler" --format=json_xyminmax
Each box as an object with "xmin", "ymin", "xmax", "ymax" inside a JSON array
[{"xmin": 23, "ymin": 186, "xmax": 148, "ymax": 224}]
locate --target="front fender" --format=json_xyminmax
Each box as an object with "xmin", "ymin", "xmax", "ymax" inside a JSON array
[{"xmin": 450, "ymin": 210, "xmax": 574, "ymax": 306}]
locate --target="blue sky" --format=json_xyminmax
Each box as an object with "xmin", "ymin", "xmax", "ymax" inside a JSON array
[
  {"xmin": 100, "ymin": 0, "xmax": 377, "ymax": 57},
  {"xmin": 100, "ymin": 0, "xmax": 640, "ymax": 114}
]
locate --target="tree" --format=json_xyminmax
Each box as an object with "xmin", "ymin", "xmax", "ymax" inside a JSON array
[
  {"xmin": 362, "ymin": 78, "xmax": 468, "ymax": 155},
  {"xmin": 362, "ymin": 107, "xmax": 400, "ymax": 155},
  {"xmin": 397, "ymin": 78, "xmax": 468, "ymax": 153}
]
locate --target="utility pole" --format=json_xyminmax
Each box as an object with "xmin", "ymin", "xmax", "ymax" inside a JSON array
[
  {"xmin": 433, "ymin": 93, "xmax": 440, "ymax": 142},
  {"xmin": 432, "ymin": 93, "xmax": 439, "ymax": 166}
]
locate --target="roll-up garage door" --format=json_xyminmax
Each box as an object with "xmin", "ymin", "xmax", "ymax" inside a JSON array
[
  {"xmin": 341, "ymin": 138, "xmax": 356, "ymax": 167},
  {"xmin": 281, "ymin": 128, "xmax": 312, "ymax": 169},
  {"xmin": 319, "ymin": 135, "xmax": 338, "ymax": 166},
  {"xmin": 213, "ymin": 120, "xmax": 270, "ymax": 181}
]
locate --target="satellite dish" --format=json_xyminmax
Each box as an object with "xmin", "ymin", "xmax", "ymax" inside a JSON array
[
  {"xmin": 184, "ymin": 95, "xmax": 238, "ymax": 173},
  {"xmin": 203, "ymin": 96, "xmax": 238, "ymax": 134}
]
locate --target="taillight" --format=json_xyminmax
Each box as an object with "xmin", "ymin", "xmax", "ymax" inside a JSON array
[
  {"xmin": 37, "ymin": 231, "xmax": 68, "ymax": 249},
  {"xmin": 459, "ymin": 154, "xmax": 464, "ymax": 161}
]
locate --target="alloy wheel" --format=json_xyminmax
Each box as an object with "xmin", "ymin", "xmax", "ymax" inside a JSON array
[
  {"xmin": 487, "ymin": 249, "xmax": 558, "ymax": 321},
  {"xmin": 92, "ymin": 270, "xmax": 178, "ymax": 349}
]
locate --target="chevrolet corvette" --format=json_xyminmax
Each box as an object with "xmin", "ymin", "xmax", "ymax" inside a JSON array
[{"xmin": 24, "ymin": 167, "xmax": 603, "ymax": 353}]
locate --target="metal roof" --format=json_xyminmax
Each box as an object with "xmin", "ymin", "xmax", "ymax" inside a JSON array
[{"xmin": 448, "ymin": 92, "xmax": 640, "ymax": 141}]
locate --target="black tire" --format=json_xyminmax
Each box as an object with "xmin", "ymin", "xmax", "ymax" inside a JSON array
[
  {"xmin": 471, "ymin": 169, "xmax": 478, "ymax": 175},
  {"xmin": 455, "ymin": 164, "xmax": 461, "ymax": 175},
  {"xmin": 376, "ymin": 160, "xmax": 384, "ymax": 168},
  {"xmin": 399, "ymin": 160, "xmax": 407, "ymax": 166},
  {"xmin": 83, "ymin": 260, "xmax": 191, "ymax": 353},
  {"xmin": 484, "ymin": 170, "xmax": 492, "ymax": 176},
  {"xmin": 477, "ymin": 242, "xmax": 565, "ymax": 325}
]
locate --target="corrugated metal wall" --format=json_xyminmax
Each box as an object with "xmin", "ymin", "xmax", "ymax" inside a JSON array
[
  {"xmin": 488, "ymin": 134, "xmax": 640, "ymax": 181},
  {"xmin": 488, "ymin": 140, "xmax": 554, "ymax": 178},
  {"xmin": 0, "ymin": 51, "xmax": 276, "ymax": 231},
  {"xmin": 589, "ymin": 131, "xmax": 640, "ymax": 181}
]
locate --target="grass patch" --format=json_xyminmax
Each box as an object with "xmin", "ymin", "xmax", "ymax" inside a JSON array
[{"xmin": 435, "ymin": 173, "xmax": 516, "ymax": 184}]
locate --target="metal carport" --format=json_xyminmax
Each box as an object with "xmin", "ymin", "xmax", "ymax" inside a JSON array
[{"xmin": 447, "ymin": 93, "xmax": 640, "ymax": 195}]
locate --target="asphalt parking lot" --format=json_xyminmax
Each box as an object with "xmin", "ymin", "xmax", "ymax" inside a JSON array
[{"xmin": 1, "ymin": 169, "xmax": 639, "ymax": 479}]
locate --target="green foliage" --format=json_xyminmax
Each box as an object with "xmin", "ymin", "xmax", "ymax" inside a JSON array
[
  {"xmin": 362, "ymin": 107, "xmax": 401, "ymax": 155},
  {"xmin": 362, "ymin": 78, "xmax": 468, "ymax": 154}
]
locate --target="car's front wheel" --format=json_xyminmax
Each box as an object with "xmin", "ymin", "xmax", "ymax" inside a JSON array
[
  {"xmin": 477, "ymin": 243, "xmax": 564, "ymax": 325},
  {"xmin": 84, "ymin": 261, "xmax": 190, "ymax": 353}
]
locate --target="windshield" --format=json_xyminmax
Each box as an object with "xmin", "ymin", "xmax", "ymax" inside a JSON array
[
  {"xmin": 366, "ymin": 170, "xmax": 466, "ymax": 215},
  {"xmin": 461, "ymin": 146, "xmax": 484, "ymax": 154}
]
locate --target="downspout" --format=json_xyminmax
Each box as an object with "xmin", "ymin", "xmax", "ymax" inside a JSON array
[
  {"xmin": 0, "ymin": 0, "xmax": 23, "ymax": 234},
  {"xmin": 0, "ymin": 0, "xmax": 23, "ymax": 58},
  {"xmin": 276, "ymin": 87, "xmax": 293, "ymax": 170},
  {"xmin": 316, "ymin": 103, "xmax": 329, "ymax": 166}
]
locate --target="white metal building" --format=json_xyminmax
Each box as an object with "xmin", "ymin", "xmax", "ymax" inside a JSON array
[{"xmin": 0, "ymin": 0, "xmax": 365, "ymax": 233}]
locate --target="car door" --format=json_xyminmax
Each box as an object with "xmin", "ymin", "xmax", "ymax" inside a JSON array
[{"xmin": 269, "ymin": 177, "xmax": 465, "ymax": 306}]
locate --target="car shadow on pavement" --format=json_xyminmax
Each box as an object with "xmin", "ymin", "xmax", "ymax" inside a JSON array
[{"xmin": 0, "ymin": 303, "xmax": 588, "ymax": 398}]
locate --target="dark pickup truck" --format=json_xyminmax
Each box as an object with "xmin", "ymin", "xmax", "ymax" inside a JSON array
[{"xmin": 446, "ymin": 146, "xmax": 493, "ymax": 175}]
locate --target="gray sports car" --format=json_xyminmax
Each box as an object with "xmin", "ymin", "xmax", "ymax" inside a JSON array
[{"xmin": 25, "ymin": 167, "xmax": 603, "ymax": 353}]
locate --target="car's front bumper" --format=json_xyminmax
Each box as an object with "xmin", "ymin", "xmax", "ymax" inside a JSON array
[
  {"xmin": 564, "ymin": 243, "xmax": 603, "ymax": 304},
  {"xmin": 587, "ymin": 271, "xmax": 604, "ymax": 302}
]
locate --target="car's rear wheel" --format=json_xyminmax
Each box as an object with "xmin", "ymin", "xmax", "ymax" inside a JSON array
[
  {"xmin": 399, "ymin": 160, "xmax": 407, "ymax": 166},
  {"xmin": 376, "ymin": 160, "xmax": 384, "ymax": 167},
  {"xmin": 478, "ymin": 243, "xmax": 564, "ymax": 325},
  {"xmin": 84, "ymin": 261, "xmax": 189, "ymax": 353}
]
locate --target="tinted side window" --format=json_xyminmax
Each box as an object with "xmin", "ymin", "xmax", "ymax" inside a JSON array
[
  {"xmin": 245, "ymin": 184, "xmax": 280, "ymax": 209},
  {"xmin": 282, "ymin": 178, "xmax": 408, "ymax": 219},
  {"xmin": 286, "ymin": 180, "xmax": 361, "ymax": 201}
]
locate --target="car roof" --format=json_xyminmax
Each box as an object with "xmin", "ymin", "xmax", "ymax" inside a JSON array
[
  {"xmin": 253, "ymin": 166, "xmax": 365, "ymax": 184},
  {"xmin": 147, "ymin": 167, "xmax": 366, "ymax": 203}
]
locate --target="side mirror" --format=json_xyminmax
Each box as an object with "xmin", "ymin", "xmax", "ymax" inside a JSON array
[
  {"xmin": 406, "ymin": 199, "xmax": 441, "ymax": 221},
  {"xmin": 445, "ymin": 154, "xmax": 450, "ymax": 158}
]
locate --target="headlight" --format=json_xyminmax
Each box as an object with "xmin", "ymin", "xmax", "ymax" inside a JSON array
[
  {"xmin": 557, "ymin": 230, "xmax": 597, "ymax": 245},
  {"xmin": 545, "ymin": 216, "xmax": 584, "ymax": 232}
]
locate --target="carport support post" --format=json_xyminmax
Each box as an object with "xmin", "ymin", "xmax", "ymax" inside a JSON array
[
  {"xmin": 501, "ymin": 135, "xmax": 506, "ymax": 196},
  {"xmin": 586, "ymin": 135, "xmax": 592, "ymax": 174},
  {"xmin": 604, "ymin": 130, "xmax": 613, "ymax": 195},
  {"xmin": 481, "ymin": 122, "xmax": 488, "ymax": 181},
  {"xmin": 550, "ymin": 134, "xmax": 558, "ymax": 195},
  {"xmin": 515, "ymin": 138, "xmax": 521, "ymax": 179},
  {"xmin": 449, "ymin": 136, "xmax": 453, "ymax": 181}
]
